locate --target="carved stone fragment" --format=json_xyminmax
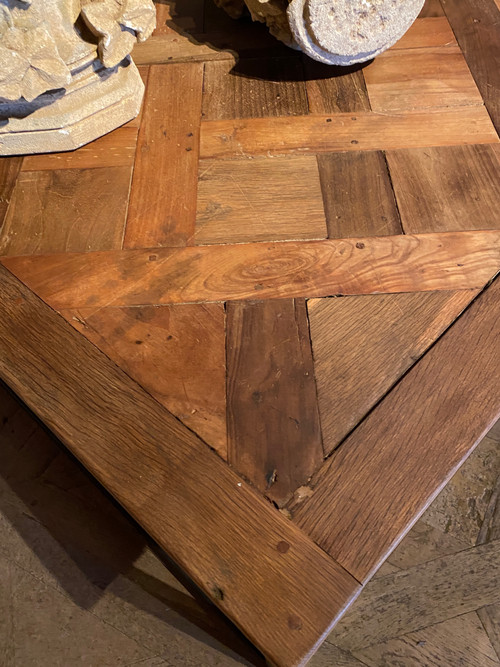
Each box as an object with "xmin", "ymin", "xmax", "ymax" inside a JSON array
[{"xmin": 0, "ymin": 0, "xmax": 156, "ymax": 155}]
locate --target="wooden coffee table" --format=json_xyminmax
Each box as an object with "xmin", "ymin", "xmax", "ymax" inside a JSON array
[{"xmin": 0, "ymin": 1, "xmax": 499, "ymax": 664}]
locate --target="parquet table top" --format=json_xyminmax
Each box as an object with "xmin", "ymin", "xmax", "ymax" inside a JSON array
[{"xmin": 0, "ymin": 1, "xmax": 499, "ymax": 665}]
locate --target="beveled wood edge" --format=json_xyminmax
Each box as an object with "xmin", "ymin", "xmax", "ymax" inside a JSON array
[
  {"xmin": 0, "ymin": 262, "xmax": 361, "ymax": 667},
  {"xmin": 1, "ymin": 230, "xmax": 499, "ymax": 309}
]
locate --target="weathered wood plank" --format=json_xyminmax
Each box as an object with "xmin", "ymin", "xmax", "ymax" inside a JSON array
[
  {"xmin": 302, "ymin": 60, "xmax": 370, "ymax": 115},
  {"xmin": 0, "ymin": 157, "xmax": 22, "ymax": 228},
  {"xmin": 0, "ymin": 263, "xmax": 360, "ymax": 667},
  {"xmin": 227, "ymin": 299, "xmax": 323, "ymax": 506},
  {"xmin": 307, "ymin": 290, "xmax": 478, "ymax": 454},
  {"xmin": 124, "ymin": 63, "xmax": 203, "ymax": 248},
  {"xmin": 291, "ymin": 277, "xmax": 500, "ymax": 582},
  {"xmin": 317, "ymin": 151, "xmax": 402, "ymax": 238},
  {"xmin": 2, "ymin": 231, "xmax": 498, "ymax": 309},
  {"xmin": 387, "ymin": 144, "xmax": 500, "ymax": 233},
  {"xmin": 200, "ymin": 107, "xmax": 498, "ymax": 158}
]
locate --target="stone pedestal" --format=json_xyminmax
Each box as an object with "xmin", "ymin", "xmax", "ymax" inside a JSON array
[{"xmin": 0, "ymin": 0, "xmax": 155, "ymax": 156}]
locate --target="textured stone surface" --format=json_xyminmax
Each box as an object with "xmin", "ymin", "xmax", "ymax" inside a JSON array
[
  {"xmin": 0, "ymin": 0, "xmax": 155, "ymax": 155},
  {"xmin": 215, "ymin": 0, "xmax": 425, "ymax": 65}
]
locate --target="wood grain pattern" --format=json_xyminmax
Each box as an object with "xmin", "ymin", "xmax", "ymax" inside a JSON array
[
  {"xmin": 441, "ymin": 0, "xmax": 500, "ymax": 132},
  {"xmin": 200, "ymin": 107, "xmax": 498, "ymax": 158},
  {"xmin": 195, "ymin": 156, "xmax": 327, "ymax": 244},
  {"xmin": 124, "ymin": 63, "xmax": 203, "ymax": 248},
  {"xmin": 317, "ymin": 151, "xmax": 402, "ymax": 238},
  {"xmin": 392, "ymin": 16, "xmax": 453, "ymax": 47},
  {"xmin": 2, "ymin": 231, "xmax": 498, "ymax": 309},
  {"xmin": 59, "ymin": 303, "xmax": 227, "ymax": 457},
  {"xmin": 0, "ymin": 168, "xmax": 132, "ymax": 256},
  {"xmin": 291, "ymin": 277, "xmax": 500, "ymax": 582},
  {"xmin": 419, "ymin": 0, "xmax": 444, "ymax": 17},
  {"xmin": 202, "ymin": 58, "xmax": 308, "ymax": 120},
  {"xmin": 226, "ymin": 299, "xmax": 323, "ymax": 506},
  {"xmin": 363, "ymin": 48, "xmax": 483, "ymax": 112},
  {"xmin": 307, "ymin": 289, "xmax": 479, "ymax": 455},
  {"xmin": 0, "ymin": 263, "xmax": 361, "ymax": 667},
  {"xmin": 302, "ymin": 60, "xmax": 370, "ymax": 115},
  {"xmin": 0, "ymin": 156, "xmax": 22, "ymax": 228},
  {"xmin": 20, "ymin": 127, "xmax": 139, "ymax": 171},
  {"xmin": 387, "ymin": 144, "xmax": 500, "ymax": 233}
]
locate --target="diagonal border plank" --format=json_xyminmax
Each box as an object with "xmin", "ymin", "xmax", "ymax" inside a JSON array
[
  {"xmin": 0, "ymin": 263, "xmax": 361, "ymax": 667},
  {"xmin": 1, "ymin": 230, "xmax": 499, "ymax": 308}
]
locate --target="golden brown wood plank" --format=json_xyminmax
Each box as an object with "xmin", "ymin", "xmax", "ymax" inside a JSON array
[
  {"xmin": 124, "ymin": 63, "xmax": 203, "ymax": 249},
  {"xmin": 317, "ymin": 151, "xmax": 402, "ymax": 238},
  {"xmin": 302, "ymin": 60, "xmax": 370, "ymax": 114},
  {"xmin": 0, "ymin": 156, "xmax": 22, "ymax": 227},
  {"xmin": 21, "ymin": 127, "xmax": 138, "ymax": 171},
  {"xmin": 419, "ymin": 0, "xmax": 444, "ymax": 17},
  {"xmin": 441, "ymin": 0, "xmax": 500, "ymax": 133},
  {"xmin": 203, "ymin": 58, "xmax": 308, "ymax": 120},
  {"xmin": 0, "ymin": 263, "xmax": 361, "ymax": 667},
  {"xmin": 200, "ymin": 107, "xmax": 498, "ymax": 158},
  {"xmin": 154, "ymin": 0, "xmax": 205, "ymax": 33},
  {"xmin": 308, "ymin": 290, "xmax": 479, "ymax": 455},
  {"xmin": 0, "ymin": 168, "xmax": 132, "ymax": 256},
  {"xmin": 363, "ymin": 48, "xmax": 483, "ymax": 112},
  {"xmin": 291, "ymin": 277, "xmax": 500, "ymax": 583},
  {"xmin": 227, "ymin": 299, "xmax": 323, "ymax": 507},
  {"xmin": 387, "ymin": 144, "xmax": 500, "ymax": 233},
  {"xmin": 59, "ymin": 304, "xmax": 227, "ymax": 457},
  {"xmin": 2, "ymin": 231, "xmax": 499, "ymax": 309},
  {"xmin": 391, "ymin": 16, "xmax": 454, "ymax": 48},
  {"xmin": 195, "ymin": 156, "xmax": 327, "ymax": 245}
]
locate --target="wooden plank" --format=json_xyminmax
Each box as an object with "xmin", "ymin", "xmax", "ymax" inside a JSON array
[
  {"xmin": 0, "ymin": 168, "xmax": 132, "ymax": 256},
  {"xmin": 59, "ymin": 304, "xmax": 227, "ymax": 458},
  {"xmin": 202, "ymin": 58, "xmax": 308, "ymax": 120},
  {"xmin": 317, "ymin": 151, "xmax": 402, "ymax": 238},
  {"xmin": 441, "ymin": 0, "xmax": 500, "ymax": 132},
  {"xmin": 0, "ymin": 157, "xmax": 22, "ymax": 227},
  {"xmin": 478, "ymin": 605, "xmax": 500, "ymax": 663},
  {"xmin": 21, "ymin": 127, "xmax": 138, "ymax": 171},
  {"xmin": 200, "ymin": 107, "xmax": 498, "ymax": 158},
  {"xmin": 307, "ymin": 290, "xmax": 478, "ymax": 455},
  {"xmin": 392, "ymin": 16, "xmax": 454, "ymax": 48},
  {"xmin": 226, "ymin": 299, "xmax": 323, "ymax": 507},
  {"xmin": 328, "ymin": 539, "xmax": 500, "ymax": 652},
  {"xmin": 419, "ymin": 0, "xmax": 444, "ymax": 17},
  {"xmin": 387, "ymin": 144, "xmax": 500, "ymax": 233},
  {"xmin": 291, "ymin": 277, "xmax": 500, "ymax": 582},
  {"xmin": 363, "ymin": 48, "xmax": 483, "ymax": 112},
  {"xmin": 124, "ymin": 63, "xmax": 203, "ymax": 249},
  {"xmin": 301, "ymin": 59, "xmax": 370, "ymax": 115},
  {"xmin": 195, "ymin": 156, "xmax": 327, "ymax": 245},
  {"xmin": 2, "ymin": 231, "xmax": 498, "ymax": 309},
  {"xmin": 0, "ymin": 263, "xmax": 361, "ymax": 667}
]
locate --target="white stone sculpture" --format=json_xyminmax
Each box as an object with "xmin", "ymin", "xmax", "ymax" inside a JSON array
[
  {"xmin": 0, "ymin": 0, "xmax": 156, "ymax": 156},
  {"xmin": 215, "ymin": 0, "xmax": 425, "ymax": 65}
]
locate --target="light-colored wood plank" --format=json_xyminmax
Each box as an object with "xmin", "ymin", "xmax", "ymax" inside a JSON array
[
  {"xmin": 478, "ymin": 605, "xmax": 500, "ymax": 663},
  {"xmin": 125, "ymin": 63, "xmax": 203, "ymax": 248},
  {"xmin": 203, "ymin": 58, "xmax": 308, "ymax": 120},
  {"xmin": 60, "ymin": 304, "xmax": 227, "ymax": 457},
  {"xmin": 200, "ymin": 107, "xmax": 498, "ymax": 158},
  {"xmin": 0, "ymin": 263, "xmax": 361, "ymax": 667},
  {"xmin": 2, "ymin": 231, "xmax": 499, "ymax": 309},
  {"xmin": 291, "ymin": 277, "xmax": 500, "ymax": 582},
  {"xmin": 387, "ymin": 144, "xmax": 500, "ymax": 233},
  {"xmin": 317, "ymin": 151, "xmax": 402, "ymax": 238},
  {"xmin": 307, "ymin": 290, "xmax": 478, "ymax": 455},
  {"xmin": 227, "ymin": 299, "xmax": 323, "ymax": 506},
  {"xmin": 391, "ymin": 16, "xmax": 454, "ymax": 48},
  {"xmin": 195, "ymin": 156, "xmax": 327, "ymax": 245},
  {"xmin": 328, "ymin": 539, "xmax": 500, "ymax": 651},
  {"xmin": 21, "ymin": 127, "xmax": 138, "ymax": 171},
  {"xmin": 0, "ymin": 168, "xmax": 132, "ymax": 256},
  {"xmin": 364, "ymin": 48, "xmax": 483, "ymax": 112}
]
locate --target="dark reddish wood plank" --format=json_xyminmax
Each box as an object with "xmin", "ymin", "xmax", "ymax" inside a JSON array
[
  {"xmin": 291, "ymin": 278, "xmax": 500, "ymax": 583},
  {"xmin": 125, "ymin": 63, "xmax": 203, "ymax": 248},
  {"xmin": 317, "ymin": 151, "xmax": 402, "ymax": 238},
  {"xmin": 227, "ymin": 299, "xmax": 323, "ymax": 506},
  {"xmin": 419, "ymin": 0, "xmax": 444, "ymax": 17},
  {"xmin": 308, "ymin": 290, "xmax": 478, "ymax": 454},
  {"xmin": 441, "ymin": 0, "xmax": 500, "ymax": 132},
  {"xmin": 0, "ymin": 157, "xmax": 22, "ymax": 228},
  {"xmin": 387, "ymin": 144, "xmax": 500, "ymax": 233},
  {"xmin": 2, "ymin": 231, "xmax": 498, "ymax": 308},
  {"xmin": 0, "ymin": 263, "xmax": 360, "ymax": 667},
  {"xmin": 60, "ymin": 303, "xmax": 227, "ymax": 457}
]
